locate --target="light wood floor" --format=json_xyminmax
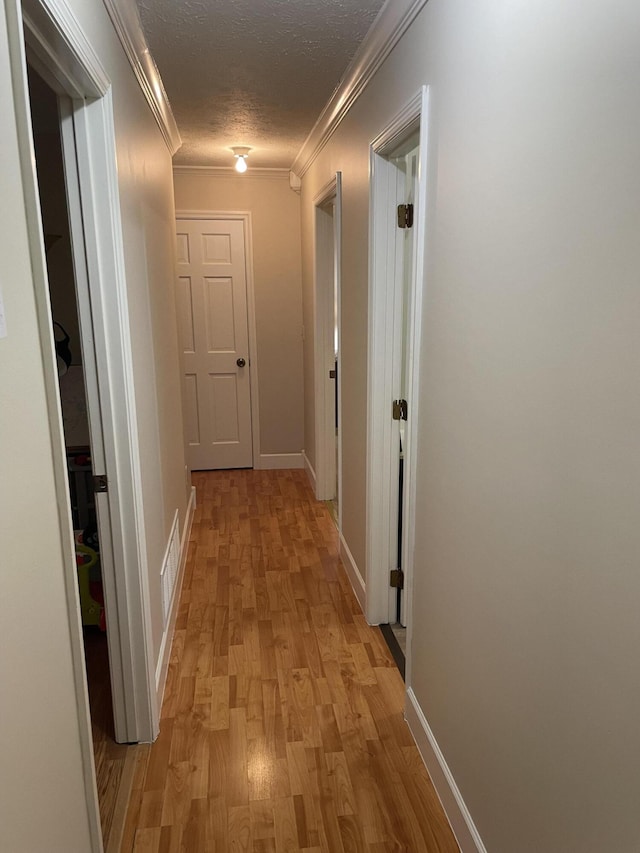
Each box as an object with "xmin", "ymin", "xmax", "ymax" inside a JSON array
[
  {"xmin": 121, "ymin": 469, "xmax": 458, "ymax": 852},
  {"xmin": 84, "ymin": 628, "xmax": 135, "ymax": 850}
]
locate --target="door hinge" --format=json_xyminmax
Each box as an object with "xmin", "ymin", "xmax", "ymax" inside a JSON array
[
  {"xmin": 392, "ymin": 399, "xmax": 408, "ymax": 421},
  {"xmin": 93, "ymin": 474, "xmax": 108, "ymax": 493},
  {"xmin": 397, "ymin": 203, "xmax": 414, "ymax": 229},
  {"xmin": 390, "ymin": 568, "xmax": 404, "ymax": 589}
]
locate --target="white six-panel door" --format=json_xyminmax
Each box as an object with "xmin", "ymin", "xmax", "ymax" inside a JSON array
[{"xmin": 176, "ymin": 218, "xmax": 253, "ymax": 469}]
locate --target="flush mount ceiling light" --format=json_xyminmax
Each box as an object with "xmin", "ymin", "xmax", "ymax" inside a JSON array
[{"xmin": 231, "ymin": 146, "xmax": 251, "ymax": 173}]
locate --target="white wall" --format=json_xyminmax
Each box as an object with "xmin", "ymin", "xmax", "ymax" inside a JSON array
[
  {"xmin": 0, "ymin": 7, "xmax": 94, "ymax": 849},
  {"xmin": 101, "ymin": 49, "xmax": 188, "ymax": 663},
  {"xmin": 300, "ymin": 1, "xmax": 640, "ymax": 850},
  {"xmin": 61, "ymin": 0, "xmax": 189, "ymax": 665},
  {"xmin": 0, "ymin": 0, "xmax": 188, "ymax": 847},
  {"xmin": 174, "ymin": 170, "xmax": 304, "ymax": 459}
]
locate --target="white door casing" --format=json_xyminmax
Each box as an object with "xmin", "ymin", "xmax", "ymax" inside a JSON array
[
  {"xmin": 8, "ymin": 0, "xmax": 167, "ymax": 847},
  {"xmin": 366, "ymin": 88, "xmax": 430, "ymax": 691},
  {"xmin": 58, "ymin": 96, "xmax": 132, "ymax": 740},
  {"xmin": 176, "ymin": 217, "xmax": 253, "ymax": 470},
  {"xmin": 392, "ymin": 140, "xmax": 420, "ymax": 627},
  {"xmin": 313, "ymin": 173, "xmax": 342, "ymax": 513},
  {"xmin": 17, "ymin": 0, "xmax": 161, "ymax": 743}
]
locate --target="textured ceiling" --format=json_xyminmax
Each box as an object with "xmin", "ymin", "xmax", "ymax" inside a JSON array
[{"xmin": 136, "ymin": 0, "xmax": 386, "ymax": 168}]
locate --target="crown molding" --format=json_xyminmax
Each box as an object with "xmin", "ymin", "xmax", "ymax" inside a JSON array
[
  {"xmin": 291, "ymin": 0, "xmax": 429, "ymax": 178},
  {"xmin": 173, "ymin": 165, "xmax": 290, "ymax": 180},
  {"xmin": 101, "ymin": 0, "xmax": 181, "ymax": 155},
  {"xmin": 23, "ymin": 0, "xmax": 110, "ymax": 98}
]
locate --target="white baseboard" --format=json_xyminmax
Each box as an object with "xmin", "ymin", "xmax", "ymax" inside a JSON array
[
  {"xmin": 155, "ymin": 486, "xmax": 196, "ymax": 706},
  {"xmin": 405, "ymin": 688, "xmax": 487, "ymax": 853},
  {"xmin": 338, "ymin": 532, "xmax": 366, "ymax": 613},
  {"xmin": 303, "ymin": 450, "xmax": 317, "ymax": 492},
  {"xmin": 255, "ymin": 452, "xmax": 304, "ymax": 470}
]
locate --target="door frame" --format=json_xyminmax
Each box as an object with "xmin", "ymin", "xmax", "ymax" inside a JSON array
[
  {"xmin": 175, "ymin": 210, "xmax": 260, "ymax": 468},
  {"xmin": 8, "ymin": 0, "xmax": 159, "ymax": 777},
  {"xmin": 366, "ymin": 88, "xmax": 430, "ymax": 674},
  {"xmin": 313, "ymin": 173, "xmax": 342, "ymax": 519}
]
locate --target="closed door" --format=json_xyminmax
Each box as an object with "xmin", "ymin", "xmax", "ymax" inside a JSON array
[{"xmin": 176, "ymin": 218, "xmax": 253, "ymax": 469}]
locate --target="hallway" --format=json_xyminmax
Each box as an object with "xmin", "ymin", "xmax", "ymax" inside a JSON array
[{"xmin": 121, "ymin": 469, "xmax": 458, "ymax": 852}]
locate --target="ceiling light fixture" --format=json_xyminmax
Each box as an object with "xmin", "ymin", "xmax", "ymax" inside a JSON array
[{"xmin": 232, "ymin": 146, "xmax": 250, "ymax": 173}]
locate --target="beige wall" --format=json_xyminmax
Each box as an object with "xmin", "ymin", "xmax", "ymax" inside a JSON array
[
  {"xmin": 68, "ymin": 2, "xmax": 189, "ymax": 662},
  {"xmin": 0, "ymin": 0, "xmax": 188, "ymax": 848},
  {"xmin": 173, "ymin": 171, "xmax": 303, "ymax": 458},
  {"xmin": 301, "ymin": 1, "xmax": 640, "ymax": 850},
  {"xmin": 0, "ymin": 7, "xmax": 93, "ymax": 850},
  {"xmin": 103, "ymin": 54, "xmax": 188, "ymax": 662}
]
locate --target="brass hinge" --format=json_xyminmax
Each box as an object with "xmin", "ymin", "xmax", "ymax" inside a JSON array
[
  {"xmin": 390, "ymin": 569, "xmax": 404, "ymax": 589},
  {"xmin": 392, "ymin": 399, "xmax": 408, "ymax": 421},
  {"xmin": 93, "ymin": 474, "xmax": 108, "ymax": 493},
  {"xmin": 397, "ymin": 203, "xmax": 414, "ymax": 229}
]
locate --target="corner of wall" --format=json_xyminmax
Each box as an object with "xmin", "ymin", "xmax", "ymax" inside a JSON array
[{"xmin": 303, "ymin": 450, "xmax": 317, "ymax": 492}]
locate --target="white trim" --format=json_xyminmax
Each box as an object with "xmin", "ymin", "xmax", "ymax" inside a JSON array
[
  {"xmin": 101, "ymin": 0, "xmax": 181, "ymax": 154},
  {"xmin": 21, "ymin": 0, "xmax": 163, "ymax": 745},
  {"xmin": 365, "ymin": 121, "xmax": 403, "ymax": 625},
  {"xmin": 155, "ymin": 486, "xmax": 196, "ymax": 707},
  {"xmin": 173, "ymin": 165, "xmax": 290, "ymax": 179},
  {"xmin": 255, "ymin": 453, "xmax": 304, "ymax": 470},
  {"xmin": 405, "ymin": 688, "xmax": 488, "ymax": 853},
  {"xmin": 366, "ymin": 88, "xmax": 428, "ymax": 630},
  {"xmin": 174, "ymin": 208, "xmax": 261, "ymax": 218},
  {"xmin": 22, "ymin": 0, "xmax": 108, "ymax": 96},
  {"xmin": 313, "ymin": 173, "xmax": 342, "ymax": 512},
  {"xmin": 334, "ymin": 181, "xmax": 343, "ymax": 535},
  {"xmin": 18, "ymin": 0, "xmax": 165, "ymax": 736},
  {"xmin": 339, "ymin": 532, "xmax": 366, "ymax": 614},
  {"xmin": 313, "ymin": 182, "xmax": 334, "ymax": 500},
  {"xmin": 74, "ymin": 91, "xmax": 159, "ymax": 743},
  {"xmin": 291, "ymin": 0, "xmax": 429, "ymax": 177},
  {"xmin": 399, "ymin": 92, "xmax": 430, "ymax": 688},
  {"xmin": 58, "ymin": 96, "xmax": 132, "ymax": 744},
  {"xmin": 5, "ymin": 3, "xmax": 103, "ymax": 847},
  {"xmin": 175, "ymin": 210, "xmax": 261, "ymax": 469},
  {"xmin": 289, "ymin": 171, "xmax": 302, "ymax": 193},
  {"xmin": 370, "ymin": 92, "xmax": 422, "ymax": 155},
  {"xmin": 313, "ymin": 174, "xmax": 340, "ymax": 208},
  {"xmin": 303, "ymin": 450, "xmax": 317, "ymax": 492}
]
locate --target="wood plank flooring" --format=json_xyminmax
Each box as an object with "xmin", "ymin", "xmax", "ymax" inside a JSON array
[
  {"xmin": 84, "ymin": 628, "xmax": 136, "ymax": 850},
  {"xmin": 121, "ymin": 469, "xmax": 458, "ymax": 852}
]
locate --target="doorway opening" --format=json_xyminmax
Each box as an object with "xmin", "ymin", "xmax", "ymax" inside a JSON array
[
  {"xmin": 313, "ymin": 173, "xmax": 342, "ymax": 530},
  {"xmin": 366, "ymin": 89, "xmax": 430, "ymax": 686},
  {"xmin": 27, "ymin": 63, "xmax": 134, "ymax": 850},
  {"xmin": 7, "ymin": 0, "xmax": 164, "ymax": 846},
  {"xmin": 391, "ymin": 133, "xmax": 420, "ymax": 644}
]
